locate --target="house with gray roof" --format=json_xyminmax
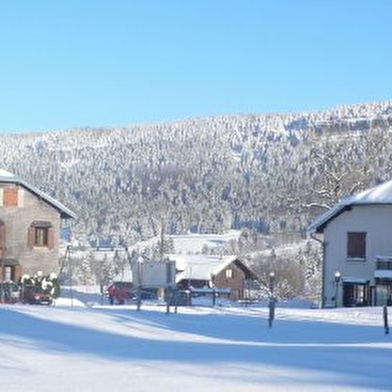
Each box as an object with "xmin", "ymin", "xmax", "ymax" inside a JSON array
[
  {"xmin": 308, "ymin": 180, "xmax": 392, "ymax": 307},
  {"xmin": 0, "ymin": 169, "xmax": 76, "ymax": 286}
]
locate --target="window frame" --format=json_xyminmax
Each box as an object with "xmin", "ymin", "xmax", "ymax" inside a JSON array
[
  {"xmin": 346, "ymin": 232, "xmax": 367, "ymax": 261},
  {"xmin": 34, "ymin": 227, "xmax": 49, "ymax": 247},
  {"xmin": 28, "ymin": 221, "xmax": 55, "ymax": 250}
]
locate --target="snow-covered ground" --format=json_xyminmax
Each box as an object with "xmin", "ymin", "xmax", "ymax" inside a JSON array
[{"xmin": 1, "ymin": 290, "xmax": 391, "ymax": 392}]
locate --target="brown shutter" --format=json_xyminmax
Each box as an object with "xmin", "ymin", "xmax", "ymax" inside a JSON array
[
  {"xmin": 15, "ymin": 265, "xmax": 22, "ymax": 282},
  {"xmin": 0, "ymin": 222, "xmax": 6, "ymax": 255},
  {"xmin": 27, "ymin": 226, "xmax": 35, "ymax": 248},
  {"xmin": 47, "ymin": 227, "xmax": 55, "ymax": 250}
]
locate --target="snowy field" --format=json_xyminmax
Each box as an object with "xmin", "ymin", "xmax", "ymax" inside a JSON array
[{"xmin": 1, "ymin": 293, "xmax": 391, "ymax": 392}]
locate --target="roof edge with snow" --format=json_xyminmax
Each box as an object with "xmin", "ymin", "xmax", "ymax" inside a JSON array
[
  {"xmin": 308, "ymin": 180, "xmax": 392, "ymax": 234},
  {"xmin": 0, "ymin": 169, "xmax": 77, "ymax": 220}
]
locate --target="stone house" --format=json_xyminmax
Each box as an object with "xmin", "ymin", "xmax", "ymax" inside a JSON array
[{"xmin": 0, "ymin": 169, "xmax": 76, "ymax": 282}]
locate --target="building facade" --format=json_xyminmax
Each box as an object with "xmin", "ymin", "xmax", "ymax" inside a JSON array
[
  {"xmin": 308, "ymin": 180, "xmax": 392, "ymax": 308},
  {"xmin": 0, "ymin": 169, "xmax": 76, "ymax": 281}
]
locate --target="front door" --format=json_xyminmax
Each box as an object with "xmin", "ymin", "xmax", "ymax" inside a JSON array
[{"xmin": 342, "ymin": 282, "xmax": 369, "ymax": 307}]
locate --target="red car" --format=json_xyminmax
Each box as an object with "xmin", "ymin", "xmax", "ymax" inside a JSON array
[{"xmin": 22, "ymin": 286, "xmax": 53, "ymax": 305}]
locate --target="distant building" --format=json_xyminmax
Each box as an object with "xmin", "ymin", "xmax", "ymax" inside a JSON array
[
  {"xmin": 172, "ymin": 254, "xmax": 260, "ymax": 301},
  {"xmin": 0, "ymin": 169, "xmax": 76, "ymax": 281},
  {"xmin": 308, "ymin": 180, "xmax": 392, "ymax": 307}
]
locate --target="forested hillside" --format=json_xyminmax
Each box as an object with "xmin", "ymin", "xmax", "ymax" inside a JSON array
[{"xmin": 1, "ymin": 100, "xmax": 392, "ymax": 246}]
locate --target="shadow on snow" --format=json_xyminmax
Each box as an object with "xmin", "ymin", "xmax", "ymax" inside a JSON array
[{"xmin": 0, "ymin": 306, "xmax": 391, "ymax": 390}]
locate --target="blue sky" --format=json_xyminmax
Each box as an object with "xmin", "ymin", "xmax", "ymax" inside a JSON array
[{"xmin": 1, "ymin": 1, "xmax": 391, "ymax": 133}]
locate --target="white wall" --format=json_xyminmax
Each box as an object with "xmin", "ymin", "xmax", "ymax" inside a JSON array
[{"xmin": 323, "ymin": 205, "xmax": 392, "ymax": 306}]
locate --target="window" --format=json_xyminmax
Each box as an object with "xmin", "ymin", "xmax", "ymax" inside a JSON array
[
  {"xmin": 225, "ymin": 269, "xmax": 233, "ymax": 279},
  {"xmin": 35, "ymin": 227, "xmax": 49, "ymax": 246},
  {"xmin": 347, "ymin": 232, "xmax": 366, "ymax": 259},
  {"xmin": 28, "ymin": 221, "xmax": 55, "ymax": 249},
  {"xmin": 3, "ymin": 187, "xmax": 18, "ymax": 207},
  {"xmin": 4, "ymin": 266, "xmax": 11, "ymax": 281}
]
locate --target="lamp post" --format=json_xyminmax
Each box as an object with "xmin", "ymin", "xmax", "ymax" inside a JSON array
[
  {"xmin": 268, "ymin": 271, "xmax": 276, "ymax": 328},
  {"xmin": 269, "ymin": 271, "xmax": 275, "ymax": 297},
  {"xmin": 136, "ymin": 256, "xmax": 143, "ymax": 311},
  {"xmin": 334, "ymin": 271, "xmax": 341, "ymax": 308}
]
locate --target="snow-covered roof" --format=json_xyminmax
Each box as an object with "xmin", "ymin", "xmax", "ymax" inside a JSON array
[
  {"xmin": 113, "ymin": 268, "xmax": 132, "ymax": 283},
  {"xmin": 374, "ymin": 270, "xmax": 392, "ymax": 279},
  {"xmin": 308, "ymin": 180, "xmax": 392, "ymax": 233},
  {"xmin": 341, "ymin": 277, "xmax": 370, "ymax": 284},
  {"xmin": 0, "ymin": 169, "xmax": 77, "ymax": 219},
  {"xmin": 172, "ymin": 254, "xmax": 229, "ymax": 282},
  {"xmin": 0, "ymin": 169, "xmax": 15, "ymax": 178},
  {"xmin": 171, "ymin": 254, "xmax": 257, "ymax": 283}
]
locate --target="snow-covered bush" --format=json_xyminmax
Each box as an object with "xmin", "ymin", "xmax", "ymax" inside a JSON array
[{"xmin": 20, "ymin": 272, "xmax": 61, "ymax": 299}]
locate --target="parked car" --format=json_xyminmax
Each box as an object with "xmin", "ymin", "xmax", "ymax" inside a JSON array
[
  {"xmin": 130, "ymin": 288, "xmax": 158, "ymax": 301},
  {"xmin": 22, "ymin": 285, "xmax": 53, "ymax": 305},
  {"xmin": 1, "ymin": 281, "xmax": 20, "ymax": 304}
]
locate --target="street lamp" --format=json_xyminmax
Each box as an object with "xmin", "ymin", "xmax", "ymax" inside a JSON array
[{"xmin": 334, "ymin": 271, "xmax": 341, "ymax": 307}]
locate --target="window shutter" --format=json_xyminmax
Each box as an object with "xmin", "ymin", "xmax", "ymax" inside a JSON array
[
  {"xmin": 17, "ymin": 189, "xmax": 24, "ymax": 207},
  {"xmin": 47, "ymin": 227, "xmax": 55, "ymax": 250},
  {"xmin": 0, "ymin": 223, "xmax": 6, "ymax": 253},
  {"xmin": 27, "ymin": 226, "xmax": 35, "ymax": 248}
]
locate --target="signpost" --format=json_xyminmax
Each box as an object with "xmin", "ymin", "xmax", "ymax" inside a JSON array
[{"xmin": 132, "ymin": 258, "xmax": 176, "ymax": 312}]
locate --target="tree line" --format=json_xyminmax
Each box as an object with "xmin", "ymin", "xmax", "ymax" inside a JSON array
[{"xmin": 0, "ymin": 101, "xmax": 391, "ymax": 248}]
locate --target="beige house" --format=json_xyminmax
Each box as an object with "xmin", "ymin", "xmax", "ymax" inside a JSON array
[
  {"xmin": 308, "ymin": 180, "xmax": 392, "ymax": 308},
  {"xmin": 0, "ymin": 169, "xmax": 76, "ymax": 281}
]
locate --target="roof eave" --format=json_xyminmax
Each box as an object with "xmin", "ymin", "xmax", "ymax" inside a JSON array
[{"xmin": 1, "ymin": 176, "xmax": 77, "ymax": 220}]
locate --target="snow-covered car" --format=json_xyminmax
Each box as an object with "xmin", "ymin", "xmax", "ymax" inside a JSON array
[{"xmin": 22, "ymin": 286, "xmax": 53, "ymax": 305}]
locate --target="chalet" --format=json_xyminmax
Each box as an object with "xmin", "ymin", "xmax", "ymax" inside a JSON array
[
  {"xmin": 172, "ymin": 254, "xmax": 260, "ymax": 301},
  {"xmin": 0, "ymin": 169, "xmax": 76, "ymax": 282},
  {"xmin": 308, "ymin": 180, "xmax": 392, "ymax": 308}
]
